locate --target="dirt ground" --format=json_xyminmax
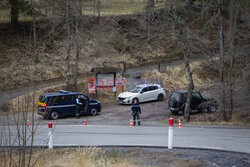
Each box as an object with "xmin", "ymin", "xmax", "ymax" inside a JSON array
[{"xmin": 1, "ymin": 98, "xmax": 243, "ymax": 128}]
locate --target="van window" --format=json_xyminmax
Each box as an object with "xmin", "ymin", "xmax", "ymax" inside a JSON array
[
  {"xmin": 54, "ymin": 95, "xmax": 74, "ymax": 104},
  {"xmin": 39, "ymin": 96, "xmax": 46, "ymax": 103}
]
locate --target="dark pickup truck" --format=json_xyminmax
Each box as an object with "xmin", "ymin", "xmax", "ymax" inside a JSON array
[{"xmin": 169, "ymin": 90, "xmax": 218, "ymax": 115}]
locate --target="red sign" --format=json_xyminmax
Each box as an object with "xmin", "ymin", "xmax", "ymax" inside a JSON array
[
  {"xmin": 86, "ymin": 77, "xmax": 123, "ymax": 94},
  {"xmin": 87, "ymin": 77, "xmax": 96, "ymax": 94}
]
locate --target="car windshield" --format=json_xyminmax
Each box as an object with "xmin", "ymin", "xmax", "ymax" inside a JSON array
[{"xmin": 128, "ymin": 87, "xmax": 143, "ymax": 93}]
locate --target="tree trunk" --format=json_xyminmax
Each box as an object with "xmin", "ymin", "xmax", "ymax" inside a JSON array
[
  {"xmin": 32, "ymin": 0, "xmax": 39, "ymax": 63},
  {"xmin": 74, "ymin": 0, "xmax": 80, "ymax": 91},
  {"xmin": 79, "ymin": 0, "xmax": 82, "ymax": 16},
  {"xmin": 228, "ymin": 0, "xmax": 238, "ymax": 121},
  {"xmin": 147, "ymin": 0, "xmax": 155, "ymax": 9},
  {"xmin": 201, "ymin": 0, "xmax": 205, "ymax": 21},
  {"xmin": 218, "ymin": 1, "xmax": 227, "ymax": 121},
  {"xmin": 93, "ymin": 0, "xmax": 96, "ymax": 15},
  {"xmin": 97, "ymin": 0, "xmax": 100, "ymax": 21},
  {"xmin": 50, "ymin": 0, "xmax": 55, "ymax": 45},
  {"xmin": 66, "ymin": 0, "xmax": 71, "ymax": 88},
  {"xmin": 183, "ymin": 46, "xmax": 194, "ymax": 122},
  {"xmin": 170, "ymin": 0, "xmax": 173, "ymax": 10},
  {"xmin": 10, "ymin": 0, "xmax": 19, "ymax": 26},
  {"xmin": 146, "ymin": 0, "xmax": 155, "ymax": 18},
  {"xmin": 122, "ymin": 61, "xmax": 127, "ymax": 92},
  {"xmin": 146, "ymin": 0, "xmax": 155, "ymax": 42}
]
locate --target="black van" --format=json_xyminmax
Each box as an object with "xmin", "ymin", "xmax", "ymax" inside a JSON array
[{"xmin": 37, "ymin": 90, "xmax": 101, "ymax": 119}]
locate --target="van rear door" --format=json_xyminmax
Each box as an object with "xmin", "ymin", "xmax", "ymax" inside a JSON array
[{"xmin": 38, "ymin": 95, "xmax": 47, "ymax": 114}]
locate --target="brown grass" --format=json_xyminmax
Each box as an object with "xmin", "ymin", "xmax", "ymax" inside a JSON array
[
  {"xmin": 232, "ymin": 109, "xmax": 250, "ymax": 125},
  {"xmin": 143, "ymin": 59, "xmax": 220, "ymax": 90},
  {"xmin": 0, "ymin": 147, "xmax": 141, "ymax": 167}
]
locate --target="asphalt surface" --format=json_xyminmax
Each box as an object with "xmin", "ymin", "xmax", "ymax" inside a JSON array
[{"xmin": 1, "ymin": 125, "xmax": 250, "ymax": 154}]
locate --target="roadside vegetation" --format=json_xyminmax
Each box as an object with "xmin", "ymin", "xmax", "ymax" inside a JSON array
[{"xmin": 0, "ymin": 147, "xmax": 208, "ymax": 167}]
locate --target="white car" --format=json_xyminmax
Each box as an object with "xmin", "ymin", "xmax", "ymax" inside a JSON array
[{"xmin": 117, "ymin": 84, "xmax": 166, "ymax": 104}]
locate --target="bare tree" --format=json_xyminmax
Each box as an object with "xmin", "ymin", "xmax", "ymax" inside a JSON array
[
  {"xmin": 168, "ymin": 2, "xmax": 195, "ymax": 121},
  {"xmin": 65, "ymin": 0, "xmax": 71, "ymax": 88},
  {"xmin": 32, "ymin": 0, "xmax": 39, "ymax": 63},
  {"xmin": 79, "ymin": 0, "xmax": 82, "ymax": 16},
  {"xmin": 146, "ymin": 0, "xmax": 155, "ymax": 20},
  {"xmin": 74, "ymin": 0, "xmax": 81, "ymax": 91},
  {"xmin": 49, "ymin": 0, "xmax": 56, "ymax": 46},
  {"xmin": 183, "ymin": 45, "xmax": 194, "ymax": 122},
  {"xmin": 97, "ymin": 0, "xmax": 100, "ymax": 20},
  {"xmin": 218, "ymin": 0, "xmax": 226, "ymax": 121}
]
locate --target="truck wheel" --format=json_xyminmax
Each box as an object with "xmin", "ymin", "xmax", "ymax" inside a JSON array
[
  {"xmin": 208, "ymin": 104, "xmax": 217, "ymax": 113},
  {"xmin": 51, "ymin": 111, "xmax": 59, "ymax": 120},
  {"xmin": 90, "ymin": 108, "xmax": 97, "ymax": 116},
  {"xmin": 157, "ymin": 94, "xmax": 164, "ymax": 101}
]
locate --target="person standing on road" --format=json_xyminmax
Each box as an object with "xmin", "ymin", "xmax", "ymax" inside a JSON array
[
  {"xmin": 131, "ymin": 99, "xmax": 141, "ymax": 126},
  {"xmin": 76, "ymin": 95, "xmax": 82, "ymax": 119}
]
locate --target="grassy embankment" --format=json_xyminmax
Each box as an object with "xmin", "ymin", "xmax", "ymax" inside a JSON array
[{"xmin": 0, "ymin": 147, "xmax": 207, "ymax": 167}]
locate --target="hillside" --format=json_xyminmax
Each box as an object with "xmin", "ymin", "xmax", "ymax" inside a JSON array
[{"xmin": 0, "ymin": 1, "xmax": 249, "ymax": 97}]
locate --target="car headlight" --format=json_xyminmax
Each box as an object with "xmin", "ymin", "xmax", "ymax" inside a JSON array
[{"xmin": 123, "ymin": 97, "xmax": 132, "ymax": 101}]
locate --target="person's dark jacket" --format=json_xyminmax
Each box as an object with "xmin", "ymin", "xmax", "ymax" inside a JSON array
[{"xmin": 131, "ymin": 103, "xmax": 141, "ymax": 115}]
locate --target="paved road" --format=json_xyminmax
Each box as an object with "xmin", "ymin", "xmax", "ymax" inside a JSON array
[{"xmin": 1, "ymin": 125, "xmax": 250, "ymax": 154}]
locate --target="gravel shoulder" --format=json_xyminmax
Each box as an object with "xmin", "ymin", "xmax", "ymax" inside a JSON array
[{"xmin": 103, "ymin": 147, "xmax": 250, "ymax": 167}]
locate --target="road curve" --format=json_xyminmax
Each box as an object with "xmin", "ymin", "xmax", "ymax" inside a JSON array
[{"xmin": 1, "ymin": 125, "xmax": 250, "ymax": 154}]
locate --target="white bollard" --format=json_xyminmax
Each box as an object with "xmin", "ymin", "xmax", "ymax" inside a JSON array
[
  {"xmin": 48, "ymin": 122, "xmax": 53, "ymax": 148},
  {"xmin": 168, "ymin": 118, "xmax": 174, "ymax": 149}
]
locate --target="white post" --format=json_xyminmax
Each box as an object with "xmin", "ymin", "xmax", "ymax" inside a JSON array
[
  {"xmin": 168, "ymin": 118, "xmax": 174, "ymax": 149},
  {"xmin": 48, "ymin": 122, "xmax": 53, "ymax": 148}
]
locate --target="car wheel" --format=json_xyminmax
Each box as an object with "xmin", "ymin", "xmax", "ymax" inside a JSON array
[
  {"xmin": 157, "ymin": 94, "xmax": 164, "ymax": 101},
  {"xmin": 208, "ymin": 104, "xmax": 217, "ymax": 113},
  {"xmin": 90, "ymin": 108, "xmax": 97, "ymax": 116},
  {"xmin": 50, "ymin": 111, "xmax": 59, "ymax": 120}
]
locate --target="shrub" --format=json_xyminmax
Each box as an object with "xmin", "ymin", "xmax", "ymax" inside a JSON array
[{"xmin": 111, "ymin": 33, "xmax": 124, "ymax": 52}]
